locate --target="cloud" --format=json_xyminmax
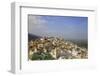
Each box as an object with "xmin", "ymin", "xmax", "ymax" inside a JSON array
[{"xmin": 28, "ymin": 15, "xmax": 47, "ymax": 36}]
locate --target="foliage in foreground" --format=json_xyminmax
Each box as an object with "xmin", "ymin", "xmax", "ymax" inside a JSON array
[{"xmin": 31, "ymin": 52, "xmax": 54, "ymax": 60}]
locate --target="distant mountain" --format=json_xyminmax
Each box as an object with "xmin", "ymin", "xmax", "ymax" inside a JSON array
[{"xmin": 28, "ymin": 33, "xmax": 41, "ymax": 41}]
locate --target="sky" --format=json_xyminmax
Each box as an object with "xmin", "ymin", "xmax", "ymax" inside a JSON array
[{"xmin": 28, "ymin": 15, "xmax": 88, "ymax": 41}]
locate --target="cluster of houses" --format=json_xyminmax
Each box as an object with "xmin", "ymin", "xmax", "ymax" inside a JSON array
[{"xmin": 28, "ymin": 37, "xmax": 88, "ymax": 60}]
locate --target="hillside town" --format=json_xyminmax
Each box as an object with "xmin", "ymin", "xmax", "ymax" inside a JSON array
[{"xmin": 28, "ymin": 37, "xmax": 88, "ymax": 60}]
